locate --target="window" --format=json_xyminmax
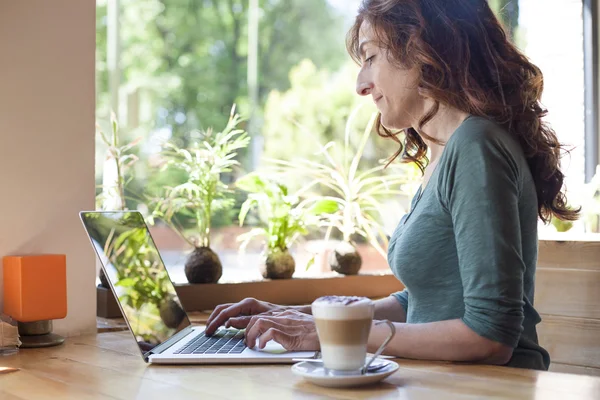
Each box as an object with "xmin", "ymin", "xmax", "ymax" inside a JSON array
[
  {"xmin": 95, "ymin": 1, "xmax": 598, "ymax": 285},
  {"xmin": 583, "ymin": 0, "xmax": 598, "ymax": 182},
  {"xmin": 493, "ymin": 0, "xmax": 600, "ymax": 236},
  {"xmin": 96, "ymin": 0, "xmax": 406, "ymax": 284}
]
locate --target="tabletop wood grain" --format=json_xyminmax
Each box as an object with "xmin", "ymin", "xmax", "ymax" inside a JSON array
[{"xmin": 1, "ymin": 331, "xmax": 599, "ymax": 400}]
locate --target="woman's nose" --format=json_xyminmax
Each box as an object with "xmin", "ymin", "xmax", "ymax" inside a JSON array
[{"xmin": 356, "ymin": 79, "xmax": 373, "ymax": 96}]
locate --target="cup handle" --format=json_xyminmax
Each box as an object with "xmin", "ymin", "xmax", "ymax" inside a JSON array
[{"xmin": 361, "ymin": 319, "xmax": 396, "ymax": 375}]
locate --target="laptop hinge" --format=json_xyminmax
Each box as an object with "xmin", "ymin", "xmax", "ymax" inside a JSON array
[{"xmin": 143, "ymin": 325, "xmax": 195, "ymax": 362}]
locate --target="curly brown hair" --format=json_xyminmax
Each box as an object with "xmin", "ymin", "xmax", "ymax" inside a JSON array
[{"xmin": 347, "ymin": 0, "xmax": 579, "ymax": 223}]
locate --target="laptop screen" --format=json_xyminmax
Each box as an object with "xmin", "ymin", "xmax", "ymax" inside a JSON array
[{"xmin": 80, "ymin": 211, "xmax": 191, "ymax": 355}]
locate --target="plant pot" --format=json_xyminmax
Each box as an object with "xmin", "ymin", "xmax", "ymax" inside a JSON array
[
  {"xmin": 184, "ymin": 246, "xmax": 223, "ymax": 284},
  {"xmin": 159, "ymin": 297, "xmax": 187, "ymax": 329},
  {"xmin": 99, "ymin": 269, "xmax": 110, "ymax": 289},
  {"xmin": 96, "ymin": 285, "xmax": 122, "ymax": 318},
  {"xmin": 260, "ymin": 248, "xmax": 295, "ymax": 279},
  {"xmin": 329, "ymin": 241, "xmax": 362, "ymax": 275}
]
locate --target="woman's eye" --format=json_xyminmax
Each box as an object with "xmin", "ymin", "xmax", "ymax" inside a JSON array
[{"xmin": 365, "ymin": 55, "xmax": 375, "ymax": 66}]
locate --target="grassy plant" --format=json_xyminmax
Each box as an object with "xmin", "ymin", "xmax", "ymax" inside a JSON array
[
  {"xmin": 150, "ymin": 106, "xmax": 250, "ymax": 248},
  {"xmin": 267, "ymin": 105, "xmax": 417, "ymax": 258},
  {"xmin": 96, "ymin": 111, "xmax": 141, "ymax": 211},
  {"xmin": 236, "ymin": 173, "xmax": 337, "ymax": 254}
]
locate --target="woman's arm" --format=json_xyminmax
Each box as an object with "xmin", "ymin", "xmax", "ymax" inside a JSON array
[
  {"xmin": 374, "ymin": 295, "xmax": 407, "ymax": 322},
  {"xmin": 289, "ymin": 304, "xmax": 312, "ymax": 314},
  {"xmin": 368, "ymin": 319, "xmax": 512, "ymax": 365},
  {"xmin": 285, "ymin": 292, "xmax": 408, "ymax": 319}
]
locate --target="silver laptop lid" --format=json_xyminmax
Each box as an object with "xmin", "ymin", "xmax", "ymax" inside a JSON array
[{"xmin": 80, "ymin": 211, "xmax": 192, "ymax": 358}]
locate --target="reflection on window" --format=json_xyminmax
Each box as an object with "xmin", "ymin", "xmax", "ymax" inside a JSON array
[{"xmin": 83, "ymin": 212, "xmax": 190, "ymax": 349}]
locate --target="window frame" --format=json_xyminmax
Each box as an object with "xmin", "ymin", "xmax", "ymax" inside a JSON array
[{"xmin": 584, "ymin": 0, "xmax": 599, "ymax": 182}]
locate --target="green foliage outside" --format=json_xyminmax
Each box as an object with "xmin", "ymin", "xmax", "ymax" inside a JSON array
[
  {"xmin": 96, "ymin": 0, "xmax": 346, "ymax": 136},
  {"xmin": 93, "ymin": 1, "xmax": 531, "ymax": 261},
  {"xmin": 95, "ymin": 0, "xmax": 352, "ymax": 229},
  {"xmin": 236, "ymin": 173, "xmax": 338, "ymax": 254},
  {"xmin": 267, "ymin": 106, "xmax": 420, "ymax": 257},
  {"xmin": 149, "ymin": 108, "xmax": 250, "ymax": 248},
  {"xmin": 96, "ymin": 112, "xmax": 141, "ymax": 210}
]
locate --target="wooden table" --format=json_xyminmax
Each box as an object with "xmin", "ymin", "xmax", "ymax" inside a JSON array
[{"xmin": 1, "ymin": 331, "xmax": 599, "ymax": 400}]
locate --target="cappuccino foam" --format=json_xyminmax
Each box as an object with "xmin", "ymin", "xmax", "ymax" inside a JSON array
[{"xmin": 312, "ymin": 296, "xmax": 373, "ymax": 320}]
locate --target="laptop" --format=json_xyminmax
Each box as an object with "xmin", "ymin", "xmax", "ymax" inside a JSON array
[{"xmin": 80, "ymin": 211, "xmax": 317, "ymax": 364}]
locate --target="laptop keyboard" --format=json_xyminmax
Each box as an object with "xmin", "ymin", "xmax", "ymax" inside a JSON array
[{"xmin": 174, "ymin": 329, "xmax": 247, "ymax": 355}]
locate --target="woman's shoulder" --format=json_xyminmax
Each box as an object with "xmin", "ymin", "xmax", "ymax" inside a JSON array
[
  {"xmin": 444, "ymin": 115, "xmax": 526, "ymax": 165},
  {"xmin": 435, "ymin": 115, "xmax": 529, "ymax": 191},
  {"xmin": 451, "ymin": 115, "xmax": 516, "ymax": 147}
]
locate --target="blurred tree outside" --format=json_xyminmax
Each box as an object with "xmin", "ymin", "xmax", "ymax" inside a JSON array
[
  {"xmin": 96, "ymin": 0, "xmax": 346, "ymax": 141},
  {"xmin": 488, "ymin": 0, "xmax": 521, "ymax": 44},
  {"xmin": 96, "ymin": 0, "xmax": 522, "ymax": 211},
  {"xmin": 262, "ymin": 59, "xmax": 418, "ymax": 177},
  {"xmin": 93, "ymin": 0, "xmax": 552, "ymax": 280},
  {"xmin": 96, "ymin": 0, "xmax": 351, "ymax": 218}
]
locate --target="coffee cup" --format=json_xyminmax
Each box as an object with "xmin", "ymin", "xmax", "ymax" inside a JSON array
[{"xmin": 311, "ymin": 295, "xmax": 395, "ymax": 374}]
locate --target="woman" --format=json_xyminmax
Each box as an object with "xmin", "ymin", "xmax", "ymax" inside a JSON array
[{"xmin": 205, "ymin": 0, "xmax": 578, "ymax": 370}]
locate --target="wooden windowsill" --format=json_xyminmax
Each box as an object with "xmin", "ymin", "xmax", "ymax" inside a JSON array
[
  {"xmin": 97, "ymin": 272, "xmax": 405, "ymax": 320},
  {"xmin": 539, "ymin": 233, "xmax": 600, "ymax": 242}
]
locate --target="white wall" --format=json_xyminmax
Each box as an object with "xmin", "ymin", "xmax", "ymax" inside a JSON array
[{"xmin": 0, "ymin": 1, "xmax": 97, "ymax": 336}]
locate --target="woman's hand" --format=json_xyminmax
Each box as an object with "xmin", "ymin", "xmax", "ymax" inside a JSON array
[
  {"xmin": 205, "ymin": 297, "xmax": 285, "ymax": 335},
  {"xmin": 244, "ymin": 309, "xmax": 320, "ymax": 351}
]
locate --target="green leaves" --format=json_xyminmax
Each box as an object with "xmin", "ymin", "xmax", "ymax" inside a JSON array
[
  {"xmin": 307, "ymin": 199, "xmax": 339, "ymax": 215},
  {"xmin": 99, "ymin": 218, "xmax": 171, "ymax": 314},
  {"xmin": 151, "ymin": 106, "xmax": 250, "ymax": 248},
  {"xmin": 236, "ymin": 172, "xmax": 267, "ymax": 193},
  {"xmin": 238, "ymin": 196, "xmax": 258, "ymax": 227},
  {"xmin": 115, "ymin": 278, "xmax": 136, "ymax": 288},
  {"xmin": 236, "ymin": 173, "xmax": 317, "ymax": 254},
  {"xmin": 265, "ymin": 105, "xmax": 417, "ymax": 257},
  {"xmin": 96, "ymin": 112, "xmax": 141, "ymax": 211}
]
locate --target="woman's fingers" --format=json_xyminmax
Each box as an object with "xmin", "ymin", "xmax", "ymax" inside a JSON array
[
  {"xmin": 205, "ymin": 303, "xmax": 232, "ymax": 328},
  {"xmin": 205, "ymin": 300, "xmax": 306, "ymax": 337},
  {"xmin": 226, "ymin": 309, "xmax": 281, "ymax": 329},
  {"xmin": 256, "ymin": 328, "xmax": 301, "ymax": 351},
  {"xmin": 205, "ymin": 303, "xmax": 241, "ymax": 335},
  {"xmin": 224, "ymin": 315, "xmax": 252, "ymax": 329},
  {"xmin": 205, "ymin": 298, "xmax": 260, "ymax": 335},
  {"xmin": 244, "ymin": 312, "xmax": 306, "ymax": 335},
  {"xmin": 245, "ymin": 315, "xmax": 319, "ymax": 351},
  {"xmin": 245, "ymin": 317, "xmax": 290, "ymax": 348}
]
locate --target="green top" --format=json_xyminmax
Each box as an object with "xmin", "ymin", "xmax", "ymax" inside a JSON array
[{"xmin": 389, "ymin": 116, "xmax": 550, "ymax": 370}]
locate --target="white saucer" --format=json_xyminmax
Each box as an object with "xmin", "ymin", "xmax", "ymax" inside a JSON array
[{"xmin": 291, "ymin": 359, "xmax": 399, "ymax": 388}]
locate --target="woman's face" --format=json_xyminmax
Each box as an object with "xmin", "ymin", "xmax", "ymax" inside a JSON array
[{"xmin": 356, "ymin": 20, "xmax": 424, "ymax": 130}]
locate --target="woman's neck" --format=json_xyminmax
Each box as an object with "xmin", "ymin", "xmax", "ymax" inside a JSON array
[{"xmin": 415, "ymin": 102, "xmax": 471, "ymax": 162}]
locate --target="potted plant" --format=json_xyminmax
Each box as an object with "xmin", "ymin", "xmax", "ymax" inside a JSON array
[
  {"xmin": 150, "ymin": 106, "xmax": 250, "ymax": 284},
  {"xmin": 96, "ymin": 111, "xmax": 142, "ymax": 289},
  {"xmin": 236, "ymin": 173, "xmax": 337, "ymax": 279},
  {"xmin": 267, "ymin": 106, "xmax": 416, "ymax": 275}
]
